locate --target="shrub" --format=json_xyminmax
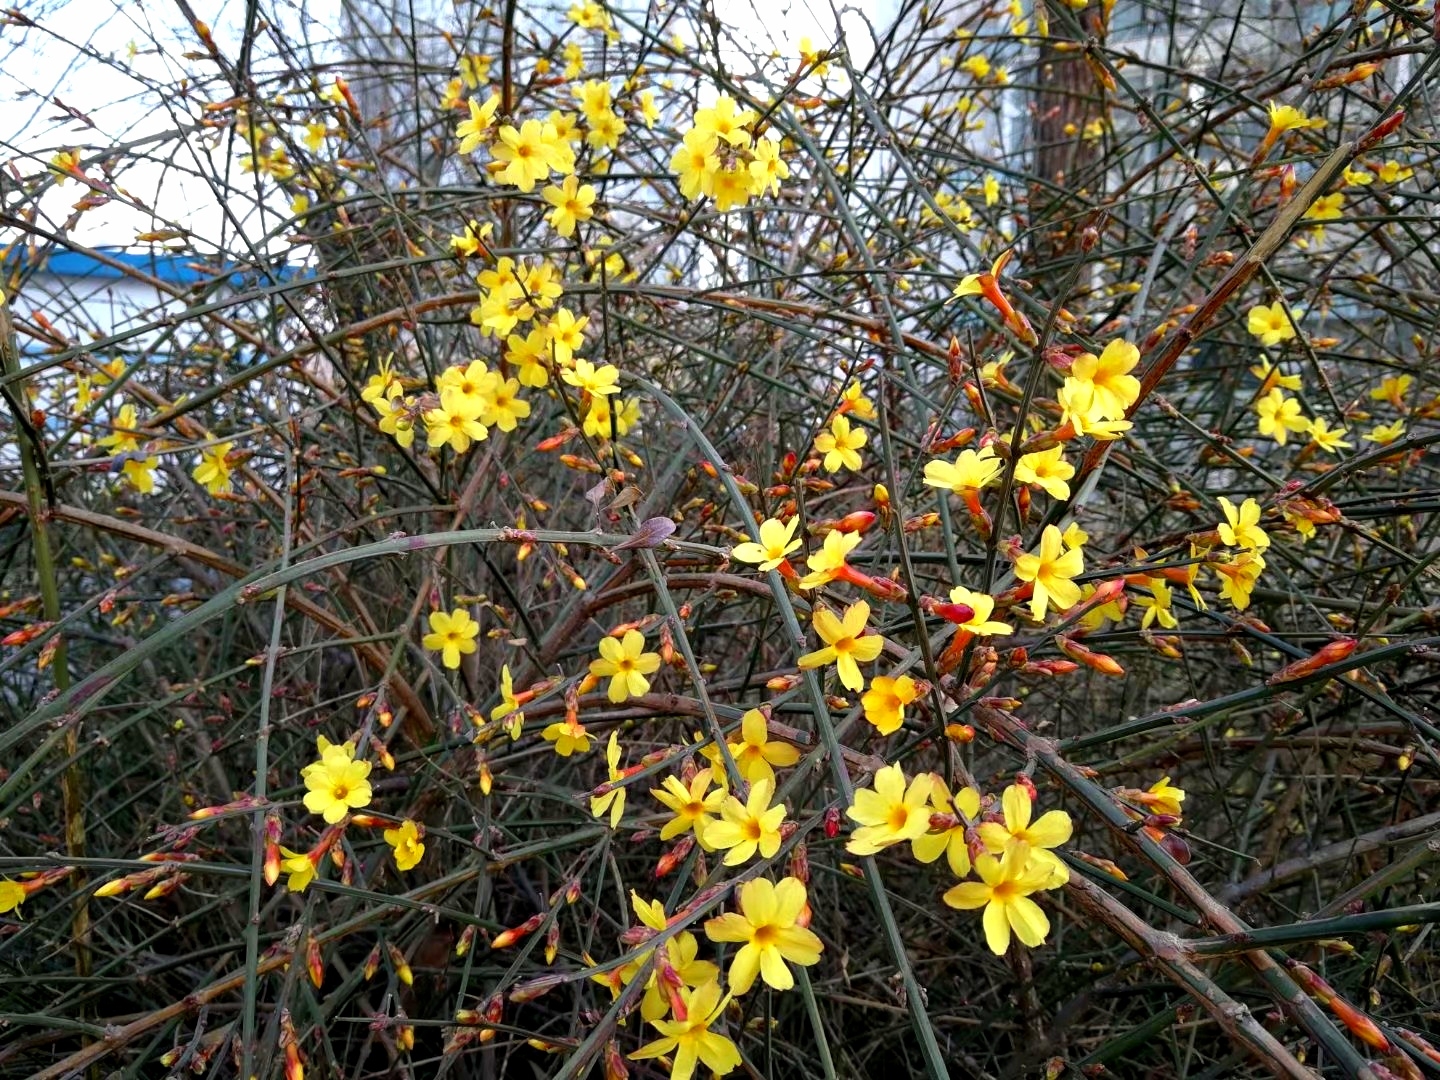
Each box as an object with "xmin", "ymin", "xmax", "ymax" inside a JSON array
[{"xmin": 2, "ymin": 0, "xmax": 1438, "ymax": 1076}]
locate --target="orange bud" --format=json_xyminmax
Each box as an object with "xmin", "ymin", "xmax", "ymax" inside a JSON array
[
  {"xmin": 387, "ymin": 941, "xmax": 413, "ymax": 985},
  {"xmin": 903, "ymin": 512, "xmax": 941, "ymax": 533},
  {"xmin": 1055, "ymin": 636, "xmax": 1125, "ymax": 677},
  {"xmin": 1022, "ymin": 659, "xmax": 1079, "ymax": 677},
  {"xmin": 833, "ymin": 510, "xmax": 877, "ymax": 533},
  {"xmin": 510, "ymin": 971, "xmax": 566, "ymax": 1002},
  {"xmin": 1074, "ymin": 851, "xmax": 1128, "ymax": 881},
  {"xmin": 927, "ymin": 599, "xmax": 977, "ymax": 625},
  {"xmin": 363, "ymin": 943, "xmax": 382, "ymax": 980},
  {"xmin": 369, "ymin": 736, "xmax": 395, "ymax": 771},
  {"xmin": 536, "ymin": 428, "xmax": 577, "ymax": 452},
  {"xmin": 544, "ymin": 920, "xmax": 560, "ymax": 964},
  {"xmin": 1267, "ymin": 638, "xmax": 1358, "ymax": 685},
  {"xmin": 455, "ymin": 925, "xmax": 476, "ymax": 957},
  {"xmin": 604, "ymin": 1040, "xmax": 631, "ymax": 1080},
  {"xmin": 1329, "ymin": 995, "xmax": 1390, "ymax": 1051},
  {"xmin": 306, "ymin": 935, "xmax": 324, "ymax": 988},
  {"xmin": 478, "ymin": 757, "xmax": 493, "ymax": 796},
  {"xmin": 944, "ymin": 723, "xmax": 976, "ymax": 743},
  {"xmin": 3, "ymin": 621, "xmax": 54, "ymax": 647},
  {"xmin": 491, "ymin": 913, "xmax": 545, "ymax": 950},
  {"xmin": 656, "ymin": 835, "xmax": 695, "ymax": 879}
]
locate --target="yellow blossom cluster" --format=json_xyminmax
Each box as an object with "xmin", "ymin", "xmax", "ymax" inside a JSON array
[
  {"xmin": 846, "ymin": 769, "xmax": 1072, "ymax": 954},
  {"xmin": 670, "ymin": 93, "xmax": 791, "ymax": 211}
]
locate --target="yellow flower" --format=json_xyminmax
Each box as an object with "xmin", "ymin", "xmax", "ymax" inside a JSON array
[
  {"xmin": 983, "ymin": 173, "xmax": 1000, "ymax": 205},
  {"xmin": 1070, "ymin": 339, "xmax": 1141, "ymax": 419},
  {"xmin": 122, "ymin": 456, "xmax": 160, "ymax": 494},
  {"xmin": 1057, "ymin": 379, "xmax": 1132, "ymax": 440},
  {"xmin": 813, "ymin": 413, "xmax": 866, "ymax": 473},
  {"xmin": 840, "ymin": 380, "xmax": 876, "ymax": 420},
  {"xmin": 362, "ymin": 357, "xmax": 404, "ymax": 405},
  {"xmin": 638, "ymin": 89, "xmax": 660, "ymax": 128},
  {"xmin": 701, "ymin": 163, "xmax": 748, "ymax": 211},
  {"xmin": 922, "ymin": 445, "xmax": 1002, "ymax": 495},
  {"xmin": 1145, "ymin": 776, "xmax": 1186, "ymax": 817},
  {"xmin": 1344, "ymin": 166, "xmax": 1374, "ymax": 187},
  {"xmin": 1013, "ymin": 445, "xmax": 1074, "ymax": 500},
  {"xmin": 629, "ymin": 980, "xmax": 741, "ymax": 1080},
  {"xmin": 703, "ymin": 708, "xmax": 800, "ymax": 784},
  {"xmin": 1135, "ymin": 578, "xmax": 1177, "ymax": 630},
  {"xmin": 99, "ymin": 402, "xmax": 143, "ymax": 453},
  {"xmin": 1249, "ymin": 358, "xmax": 1302, "ymax": 393},
  {"xmin": 376, "ymin": 397, "xmax": 416, "ymax": 448},
  {"xmin": 541, "ymin": 716, "xmax": 593, "ymax": 756},
  {"xmin": 561, "ymin": 358, "xmax": 620, "ymax": 397},
  {"xmin": 49, "ymin": 148, "xmax": 81, "ymax": 183},
  {"xmin": 438, "ymin": 359, "xmax": 497, "ymax": 407},
  {"xmin": 798, "ymin": 527, "xmax": 860, "ymax": 590},
  {"xmin": 704, "ymin": 877, "xmax": 823, "ymax": 994},
  {"xmin": 945, "ymin": 586, "xmax": 1014, "ymax": 637},
  {"xmin": 704, "ymin": 778, "xmax": 786, "ymax": 866},
  {"xmin": 542, "ymin": 175, "xmax": 596, "ymax": 237},
  {"xmin": 1214, "ymin": 549, "xmax": 1266, "ymax": 610},
  {"xmin": 1370, "ymin": 374, "xmax": 1412, "ymax": 408},
  {"xmin": 505, "ymin": 328, "xmax": 551, "ymax": 387},
  {"xmin": 731, "ymin": 516, "xmax": 801, "ymax": 571},
  {"xmin": 1013, "ymin": 524, "xmax": 1084, "ymax": 621},
  {"xmin": 617, "ymin": 894, "xmax": 720, "ymax": 1022},
  {"xmin": 748, "ymin": 136, "xmax": 790, "ymax": 197},
  {"xmin": 912, "ymin": 780, "xmax": 982, "ymax": 877},
  {"xmin": 590, "ymin": 730, "xmax": 627, "ymax": 828},
  {"xmin": 455, "ymin": 92, "xmax": 500, "ymax": 154},
  {"xmin": 302, "ymin": 755, "xmax": 373, "ymax": 824},
  {"xmin": 942, "ymin": 842, "xmax": 1055, "ymax": 955},
  {"xmin": 798, "ymin": 36, "xmax": 829, "ymax": 77},
  {"xmin": 589, "ymin": 629, "xmax": 662, "ymax": 703},
  {"xmin": 693, "ymin": 94, "xmax": 756, "ymax": 147},
  {"xmin": 583, "ymin": 396, "xmax": 640, "ymax": 439},
  {"xmin": 585, "ymin": 108, "xmax": 626, "ymax": 150},
  {"xmin": 384, "ymin": 819, "xmax": 425, "ymax": 871},
  {"xmin": 860, "ymin": 674, "xmax": 920, "ymax": 736},
  {"xmin": 846, "ymin": 763, "xmax": 933, "ymax": 854},
  {"xmin": 1217, "ymin": 496, "xmax": 1270, "ymax": 551},
  {"xmin": 278, "ymin": 847, "xmax": 316, "ymax": 893},
  {"xmin": 1264, "ymin": 101, "xmax": 1324, "ymax": 136},
  {"xmin": 1255, "ymin": 387, "xmax": 1308, "ymax": 445},
  {"xmin": 458, "ymin": 53, "xmax": 492, "ymax": 88},
  {"xmin": 797, "ymin": 600, "xmax": 886, "ymax": 692},
  {"xmin": 425, "ymin": 388, "xmax": 489, "ymax": 452},
  {"xmin": 423, "ymin": 608, "xmax": 480, "ymax": 669},
  {"xmin": 651, "ymin": 768, "xmax": 725, "ymax": 843},
  {"xmin": 479, "ymin": 375, "xmax": 530, "ymax": 433},
  {"xmin": 0, "ymin": 879, "xmax": 26, "ymax": 914},
  {"xmin": 1376, "ymin": 160, "xmax": 1414, "ymax": 184},
  {"xmin": 490, "ymin": 663, "xmax": 524, "ymax": 738},
  {"xmin": 1304, "ymin": 192, "xmax": 1344, "ymax": 221},
  {"xmin": 1364, "ymin": 419, "xmax": 1406, "ymax": 445},
  {"xmin": 543, "ymin": 307, "xmax": 588, "ymax": 367},
  {"xmin": 490, "ymin": 119, "xmax": 574, "ymax": 192},
  {"xmin": 1247, "ymin": 301, "xmax": 1297, "ymax": 347},
  {"xmin": 977, "ymin": 784, "xmax": 1073, "ymax": 886},
  {"xmin": 670, "ymin": 128, "xmax": 719, "ymax": 200}
]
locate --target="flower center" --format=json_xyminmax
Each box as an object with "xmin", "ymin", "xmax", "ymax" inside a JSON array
[
  {"xmin": 742, "ymin": 819, "xmax": 763, "ymax": 841},
  {"xmin": 331, "ymin": 782, "xmax": 350, "ymax": 800},
  {"xmin": 752, "ymin": 923, "xmax": 778, "ymax": 947},
  {"xmin": 888, "ymin": 805, "xmax": 910, "ymax": 831}
]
